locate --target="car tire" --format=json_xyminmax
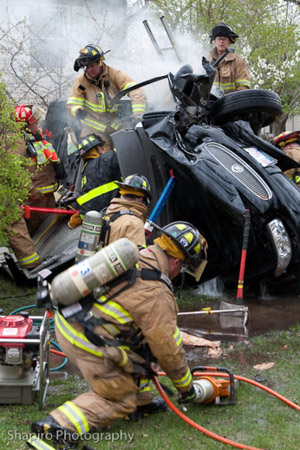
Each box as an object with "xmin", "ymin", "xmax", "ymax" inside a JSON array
[{"xmin": 209, "ymin": 89, "xmax": 282, "ymax": 128}]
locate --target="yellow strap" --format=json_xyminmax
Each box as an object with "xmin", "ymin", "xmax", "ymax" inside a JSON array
[{"xmin": 77, "ymin": 181, "xmax": 118, "ymax": 205}]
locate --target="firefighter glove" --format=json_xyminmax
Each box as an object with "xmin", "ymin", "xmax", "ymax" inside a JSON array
[
  {"xmin": 76, "ymin": 108, "xmax": 88, "ymax": 120},
  {"xmin": 68, "ymin": 212, "xmax": 82, "ymax": 229},
  {"xmin": 177, "ymin": 386, "xmax": 196, "ymax": 404}
]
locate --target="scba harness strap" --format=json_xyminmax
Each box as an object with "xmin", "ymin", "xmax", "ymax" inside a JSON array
[
  {"xmin": 99, "ymin": 209, "xmax": 139, "ymax": 246},
  {"xmin": 58, "ymin": 258, "xmax": 173, "ymax": 375}
]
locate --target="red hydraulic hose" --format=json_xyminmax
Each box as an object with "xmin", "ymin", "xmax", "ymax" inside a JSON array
[
  {"xmin": 50, "ymin": 348, "xmax": 67, "ymax": 358},
  {"xmin": 154, "ymin": 375, "xmax": 263, "ymax": 450},
  {"xmin": 48, "ymin": 350, "xmax": 299, "ymax": 448},
  {"xmin": 156, "ymin": 370, "xmax": 300, "ymax": 449}
]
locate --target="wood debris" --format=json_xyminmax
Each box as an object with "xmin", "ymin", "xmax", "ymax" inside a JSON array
[{"xmin": 181, "ymin": 330, "xmax": 220, "ymax": 348}]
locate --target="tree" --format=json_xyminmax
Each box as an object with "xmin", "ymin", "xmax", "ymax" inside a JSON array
[
  {"xmin": 0, "ymin": 76, "xmax": 32, "ymax": 245},
  {"xmin": 147, "ymin": 0, "xmax": 300, "ymax": 133}
]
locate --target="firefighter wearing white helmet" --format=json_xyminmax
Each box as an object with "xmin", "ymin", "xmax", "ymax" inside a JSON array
[
  {"xmin": 7, "ymin": 104, "xmax": 60, "ymax": 270},
  {"xmin": 209, "ymin": 22, "xmax": 251, "ymax": 94},
  {"xmin": 272, "ymin": 131, "xmax": 300, "ymax": 184},
  {"xmin": 67, "ymin": 44, "xmax": 147, "ymax": 151},
  {"xmin": 32, "ymin": 221, "xmax": 208, "ymax": 447}
]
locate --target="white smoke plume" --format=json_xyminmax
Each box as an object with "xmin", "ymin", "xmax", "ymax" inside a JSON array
[{"xmin": 0, "ymin": 0, "xmax": 208, "ymax": 111}]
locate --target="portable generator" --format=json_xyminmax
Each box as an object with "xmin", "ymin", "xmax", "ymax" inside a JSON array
[{"xmin": 0, "ymin": 311, "xmax": 50, "ymax": 407}]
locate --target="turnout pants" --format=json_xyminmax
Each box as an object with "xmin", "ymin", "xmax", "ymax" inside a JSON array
[{"xmin": 51, "ymin": 322, "xmax": 139, "ymax": 432}]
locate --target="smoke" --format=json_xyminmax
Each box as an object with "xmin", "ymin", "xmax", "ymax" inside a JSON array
[
  {"xmin": 107, "ymin": 7, "xmax": 208, "ymax": 111},
  {"xmin": 0, "ymin": 0, "xmax": 208, "ymax": 111}
]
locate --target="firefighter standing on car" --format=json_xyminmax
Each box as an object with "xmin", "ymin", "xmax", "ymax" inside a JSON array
[
  {"xmin": 67, "ymin": 44, "xmax": 147, "ymax": 152},
  {"xmin": 100, "ymin": 173, "xmax": 151, "ymax": 248},
  {"xmin": 272, "ymin": 131, "xmax": 300, "ymax": 185},
  {"xmin": 32, "ymin": 222, "xmax": 208, "ymax": 448},
  {"xmin": 209, "ymin": 22, "xmax": 251, "ymax": 94},
  {"xmin": 67, "ymin": 134, "xmax": 121, "ymax": 229},
  {"xmin": 7, "ymin": 104, "xmax": 60, "ymax": 270}
]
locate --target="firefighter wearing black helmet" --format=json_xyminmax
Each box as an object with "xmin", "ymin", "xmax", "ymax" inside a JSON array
[
  {"xmin": 67, "ymin": 44, "xmax": 147, "ymax": 151},
  {"xmin": 209, "ymin": 22, "xmax": 250, "ymax": 94},
  {"xmin": 32, "ymin": 221, "xmax": 208, "ymax": 448},
  {"xmin": 99, "ymin": 174, "xmax": 152, "ymax": 248},
  {"xmin": 67, "ymin": 133, "xmax": 121, "ymax": 228}
]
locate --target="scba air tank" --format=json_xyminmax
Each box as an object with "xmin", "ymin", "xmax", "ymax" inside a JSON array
[
  {"xmin": 51, "ymin": 238, "xmax": 139, "ymax": 306},
  {"xmin": 76, "ymin": 210, "xmax": 103, "ymax": 262}
]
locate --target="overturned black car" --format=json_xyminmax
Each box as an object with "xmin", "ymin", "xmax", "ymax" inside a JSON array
[{"xmin": 112, "ymin": 59, "xmax": 300, "ymax": 291}]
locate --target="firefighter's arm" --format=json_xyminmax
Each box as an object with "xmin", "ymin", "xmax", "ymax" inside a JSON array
[
  {"xmin": 66, "ymin": 78, "xmax": 86, "ymax": 118},
  {"xmin": 112, "ymin": 69, "xmax": 147, "ymax": 117},
  {"xmin": 145, "ymin": 323, "xmax": 193, "ymax": 395},
  {"xmin": 235, "ymin": 56, "xmax": 251, "ymax": 91}
]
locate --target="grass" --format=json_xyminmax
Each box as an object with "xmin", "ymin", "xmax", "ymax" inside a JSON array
[{"xmin": 0, "ymin": 274, "xmax": 299, "ymax": 449}]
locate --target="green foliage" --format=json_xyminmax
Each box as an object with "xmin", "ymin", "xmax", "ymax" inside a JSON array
[
  {"xmin": 150, "ymin": 0, "xmax": 300, "ymax": 131},
  {"xmin": 0, "ymin": 76, "xmax": 32, "ymax": 245}
]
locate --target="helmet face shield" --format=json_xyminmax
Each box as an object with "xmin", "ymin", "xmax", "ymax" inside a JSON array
[
  {"xmin": 183, "ymin": 259, "xmax": 208, "ymax": 282},
  {"xmin": 73, "ymin": 44, "xmax": 110, "ymax": 72}
]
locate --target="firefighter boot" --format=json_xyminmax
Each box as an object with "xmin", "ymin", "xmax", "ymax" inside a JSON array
[
  {"xmin": 31, "ymin": 415, "xmax": 79, "ymax": 448},
  {"xmin": 127, "ymin": 398, "xmax": 167, "ymax": 421},
  {"xmin": 27, "ymin": 435, "xmax": 56, "ymax": 449}
]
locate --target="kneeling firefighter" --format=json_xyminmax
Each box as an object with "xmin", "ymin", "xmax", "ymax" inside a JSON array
[{"xmin": 32, "ymin": 222, "xmax": 208, "ymax": 448}]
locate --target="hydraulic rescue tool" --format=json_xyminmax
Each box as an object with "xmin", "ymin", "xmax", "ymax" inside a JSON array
[{"xmin": 191, "ymin": 366, "xmax": 236, "ymax": 405}]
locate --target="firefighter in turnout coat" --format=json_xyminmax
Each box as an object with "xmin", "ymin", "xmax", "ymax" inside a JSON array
[
  {"xmin": 67, "ymin": 134, "xmax": 121, "ymax": 229},
  {"xmin": 8, "ymin": 104, "xmax": 59, "ymax": 270},
  {"xmin": 100, "ymin": 174, "xmax": 151, "ymax": 249},
  {"xmin": 67, "ymin": 44, "xmax": 147, "ymax": 151},
  {"xmin": 209, "ymin": 22, "xmax": 250, "ymax": 94},
  {"xmin": 32, "ymin": 222, "xmax": 208, "ymax": 448}
]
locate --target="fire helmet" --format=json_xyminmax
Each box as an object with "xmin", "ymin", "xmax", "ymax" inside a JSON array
[
  {"xmin": 115, "ymin": 174, "xmax": 151, "ymax": 202},
  {"xmin": 161, "ymin": 221, "xmax": 203, "ymax": 269},
  {"xmin": 77, "ymin": 134, "xmax": 106, "ymax": 157},
  {"xmin": 14, "ymin": 104, "xmax": 39, "ymax": 124},
  {"xmin": 209, "ymin": 22, "xmax": 238, "ymax": 44},
  {"xmin": 272, "ymin": 131, "xmax": 300, "ymax": 148},
  {"xmin": 73, "ymin": 44, "xmax": 110, "ymax": 72}
]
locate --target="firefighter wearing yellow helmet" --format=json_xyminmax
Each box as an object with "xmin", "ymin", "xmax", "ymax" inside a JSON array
[
  {"xmin": 67, "ymin": 44, "xmax": 147, "ymax": 151},
  {"xmin": 32, "ymin": 222, "xmax": 208, "ymax": 448},
  {"xmin": 272, "ymin": 131, "xmax": 300, "ymax": 184},
  {"xmin": 209, "ymin": 22, "xmax": 251, "ymax": 94}
]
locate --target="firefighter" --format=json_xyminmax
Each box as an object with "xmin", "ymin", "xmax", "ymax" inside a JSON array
[
  {"xmin": 272, "ymin": 131, "xmax": 300, "ymax": 184},
  {"xmin": 32, "ymin": 222, "xmax": 208, "ymax": 447},
  {"xmin": 7, "ymin": 104, "xmax": 60, "ymax": 270},
  {"xmin": 100, "ymin": 173, "xmax": 151, "ymax": 248},
  {"xmin": 209, "ymin": 22, "xmax": 250, "ymax": 94},
  {"xmin": 67, "ymin": 133, "xmax": 121, "ymax": 228},
  {"xmin": 67, "ymin": 44, "xmax": 147, "ymax": 151}
]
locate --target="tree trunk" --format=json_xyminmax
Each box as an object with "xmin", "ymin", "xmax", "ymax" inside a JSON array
[{"xmin": 272, "ymin": 112, "xmax": 289, "ymax": 136}]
